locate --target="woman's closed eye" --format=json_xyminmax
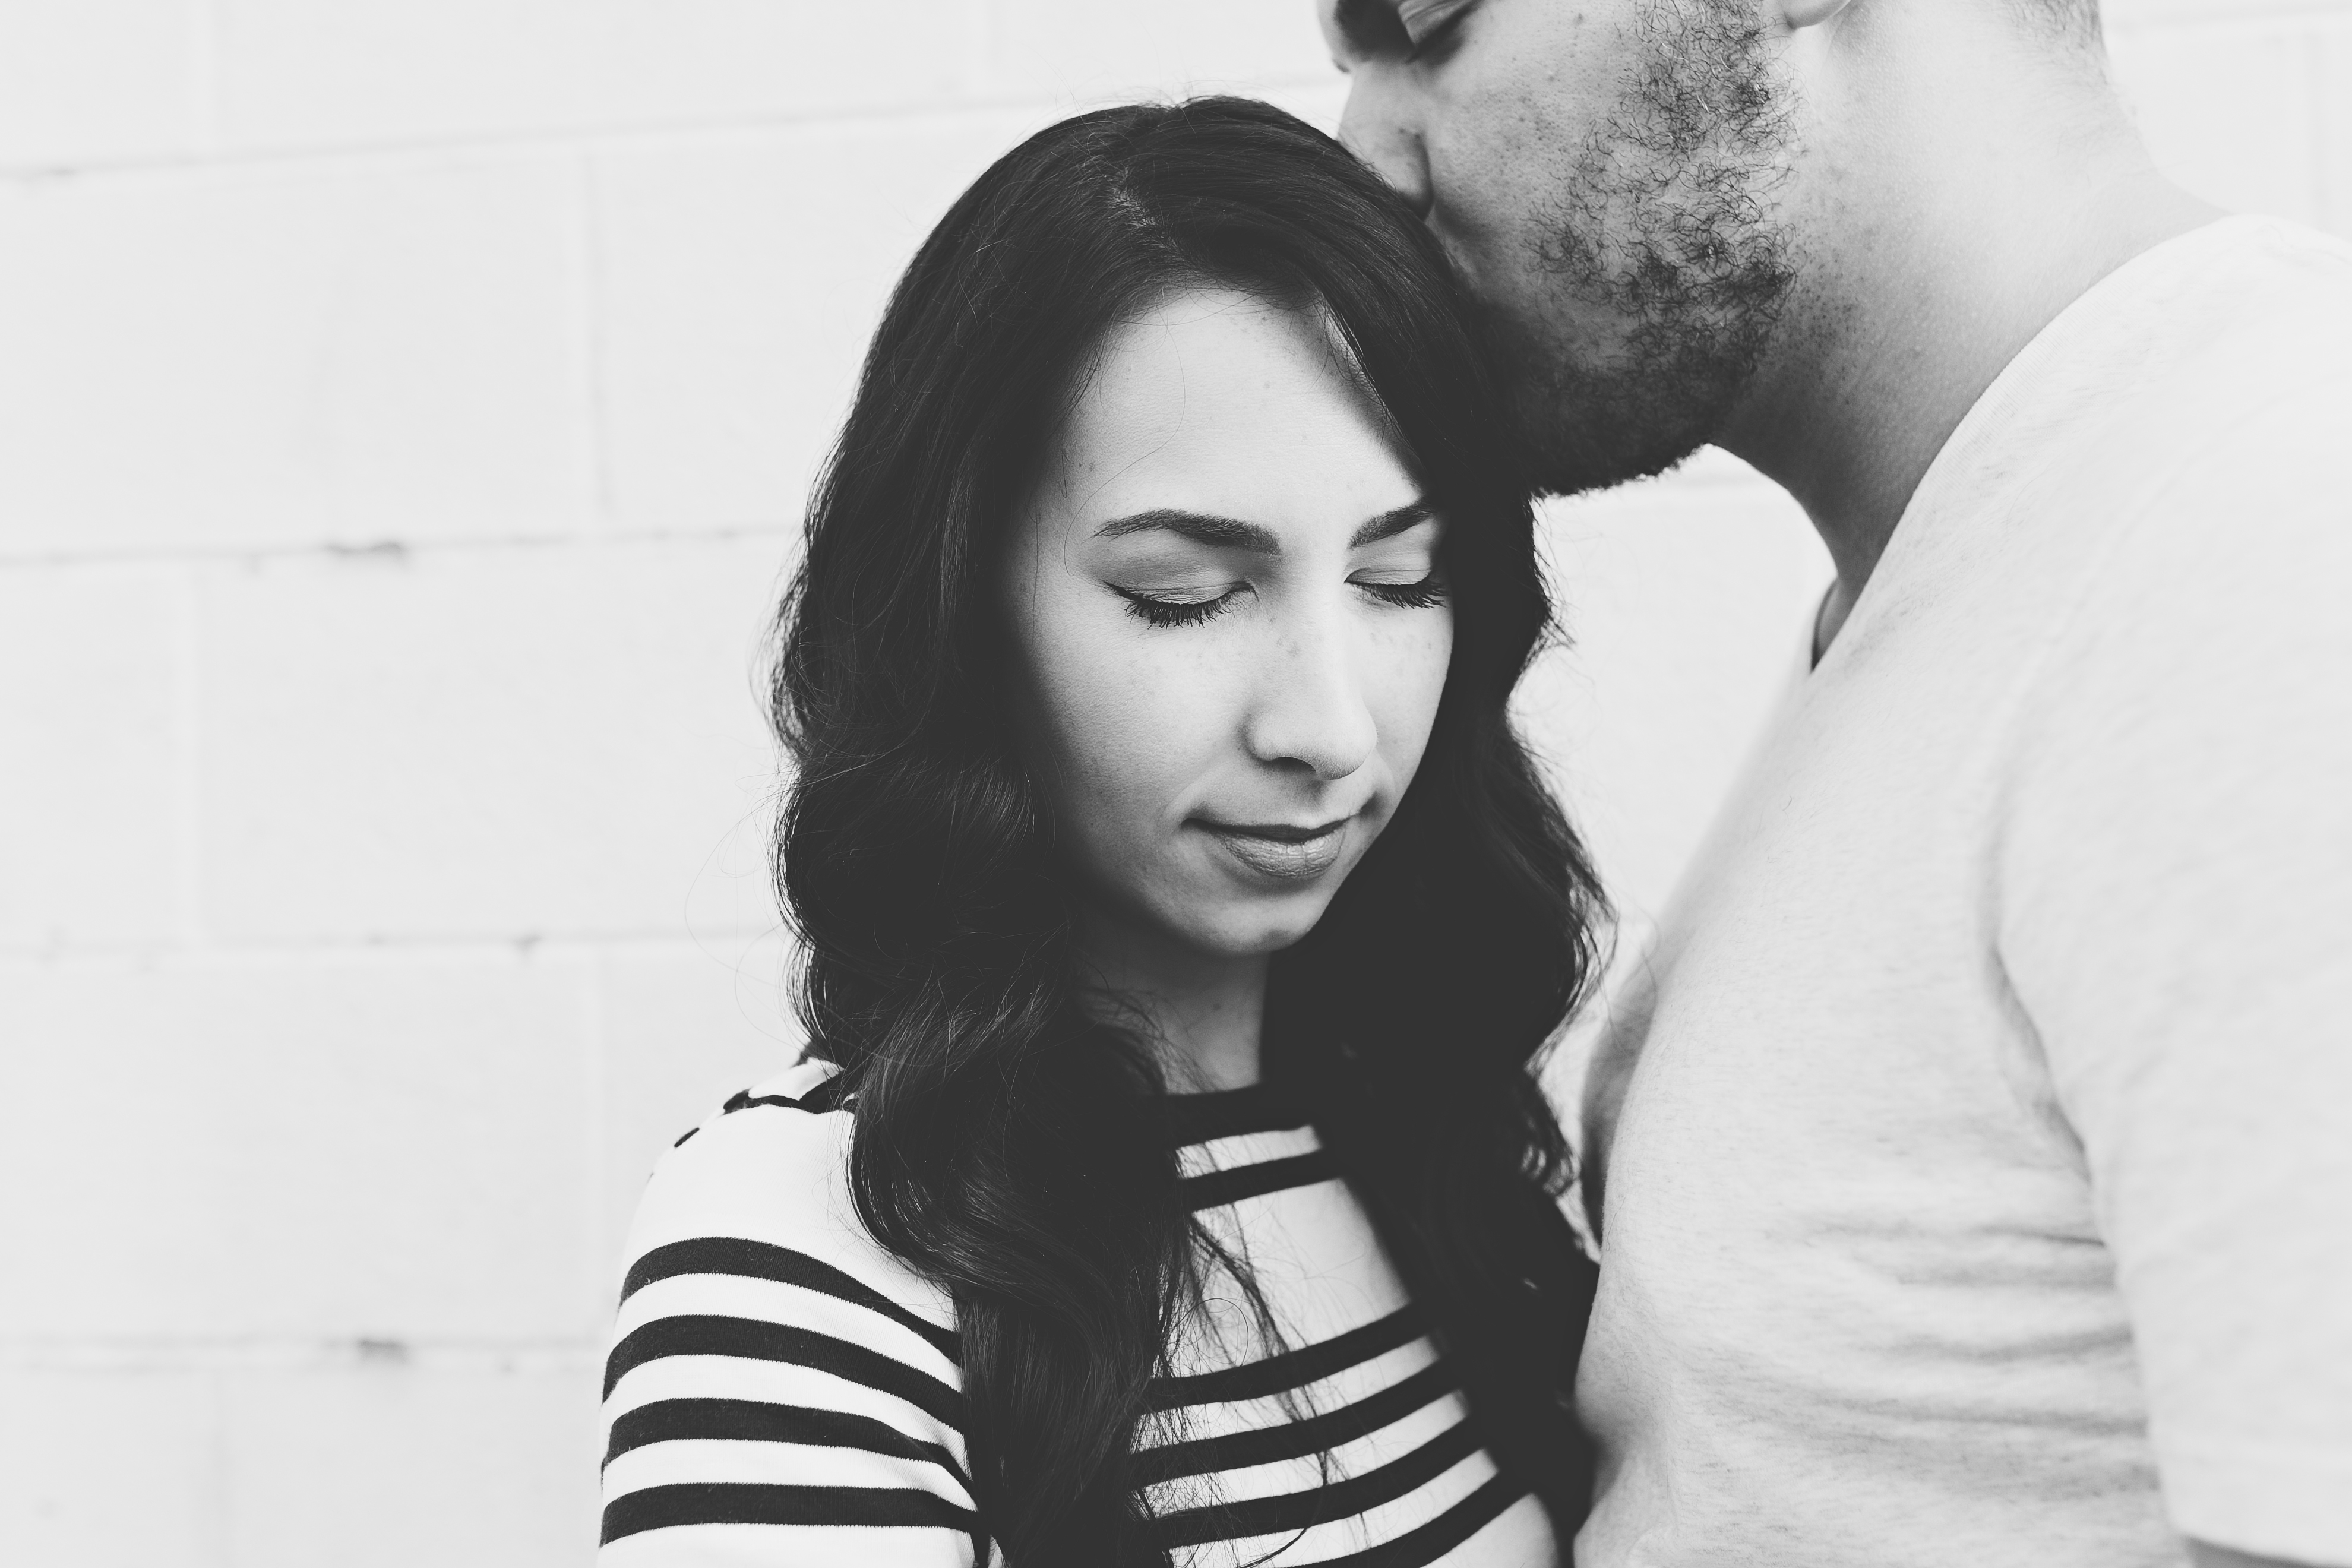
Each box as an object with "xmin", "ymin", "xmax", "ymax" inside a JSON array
[
  {"xmin": 1109, "ymin": 571, "xmax": 1446, "ymax": 628},
  {"xmin": 1112, "ymin": 582, "xmax": 1245, "ymax": 628},
  {"xmin": 1355, "ymin": 572, "xmax": 1448, "ymax": 609},
  {"xmin": 1349, "ymin": 531, "xmax": 1448, "ymax": 610}
]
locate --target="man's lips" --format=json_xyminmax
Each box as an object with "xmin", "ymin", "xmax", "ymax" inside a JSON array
[{"xmin": 1194, "ymin": 816, "xmax": 1354, "ymax": 881}]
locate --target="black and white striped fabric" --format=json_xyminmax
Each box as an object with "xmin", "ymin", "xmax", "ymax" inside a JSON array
[{"xmin": 599, "ymin": 1060, "xmax": 1556, "ymax": 1566}]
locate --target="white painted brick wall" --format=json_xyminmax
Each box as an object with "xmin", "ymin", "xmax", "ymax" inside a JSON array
[
  {"xmin": 1, "ymin": 1, "xmax": 2341, "ymax": 1558},
  {"xmin": 3, "ymin": 954, "xmax": 599, "ymax": 1340},
  {"xmin": 0, "ymin": 2, "xmax": 211, "ymax": 167},
  {"xmin": 0, "ymin": 565, "xmax": 185, "ymax": 948},
  {"xmin": 592, "ymin": 114, "xmax": 1053, "ymax": 533},
  {"xmin": 195, "ymin": 540, "xmax": 782, "ymax": 941},
  {"xmin": 0, "ymin": 157, "xmax": 596, "ymax": 555}
]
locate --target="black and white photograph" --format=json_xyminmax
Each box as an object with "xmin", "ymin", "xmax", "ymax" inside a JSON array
[{"xmin": 4, "ymin": 1, "xmax": 2348, "ymax": 1564}]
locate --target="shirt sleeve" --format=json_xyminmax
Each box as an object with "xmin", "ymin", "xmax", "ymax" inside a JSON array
[
  {"xmin": 598, "ymin": 1067, "xmax": 981, "ymax": 1567},
  {"xmin": 1997, "ymin": 396, "xmax": 2352, "ymax": 1565}
]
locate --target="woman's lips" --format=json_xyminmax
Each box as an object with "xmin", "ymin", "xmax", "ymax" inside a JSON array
[{"xmin": 1197, "ymin": 817, "xmax": 1352, "ymax": 882}]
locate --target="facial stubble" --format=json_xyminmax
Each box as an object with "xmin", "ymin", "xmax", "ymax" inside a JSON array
[{"xmin": 1494, "ymin": 0, "xmax": 1803, "ymax": 497}]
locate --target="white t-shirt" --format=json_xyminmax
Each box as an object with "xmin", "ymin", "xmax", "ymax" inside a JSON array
[{"xmin": 1574, "ymin": 216, "xmax": 2352, "ymax": 1568}]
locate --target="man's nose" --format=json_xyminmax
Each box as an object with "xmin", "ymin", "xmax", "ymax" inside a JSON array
[
  {"xmin": 1243, "ymin": 612, "xmax": 1380, "ymax": 783},
  {"xmin": 1338, "ymin": 75, "xmax": 1435, "ymax": 220}
]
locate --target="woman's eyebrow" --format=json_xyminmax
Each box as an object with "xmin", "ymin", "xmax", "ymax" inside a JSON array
[
  {"xmin": 1092, "ymin": 502, "xmax": 1436, "ymax": 552},
  {"xmin": 1351, "ymin": 500, "xmax": 1437, "ymax": 547},
  {"xmin": 1093, "ymin": 510, "xmax": 1281, "ymax": 552}
]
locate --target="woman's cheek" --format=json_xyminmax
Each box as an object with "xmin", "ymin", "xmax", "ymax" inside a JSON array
[
  {"xmin": 1376, "ymin": 614, "xmax": 1455, "ymax": 791},
  {"xmin": 1041, "ymin": 617, "xmax": 1206, "ymax": 840},
  {"xmin": 1090, "ymin": 638, "xmax": 1211, "ymax": 805}
]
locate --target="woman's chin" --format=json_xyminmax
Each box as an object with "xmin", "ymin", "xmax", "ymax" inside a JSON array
[{"xmin": 1169, "ymin": 892, "xmax": 1339, "ymax": 960}]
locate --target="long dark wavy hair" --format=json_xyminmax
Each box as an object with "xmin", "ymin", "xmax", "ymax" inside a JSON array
[{"xmin": 772, "ymin": 97, "xmax": 1605, "ymax": 1566}]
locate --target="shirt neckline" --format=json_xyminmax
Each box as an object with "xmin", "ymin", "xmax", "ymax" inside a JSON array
[{"xmin": 1815, "ymin": 213, "xmax": 2275, "ymax": 676}]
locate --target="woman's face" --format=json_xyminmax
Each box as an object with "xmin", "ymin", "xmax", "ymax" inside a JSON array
[{"xmin": 1001, "ymin": 288, "xmax": 1453, "ymax": 964}]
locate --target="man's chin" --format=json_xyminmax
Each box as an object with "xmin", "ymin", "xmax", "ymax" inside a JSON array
[
  {"xmin": 1499, "ymin": 335, "xmax": 1765, "ymax": 498},
  {"xmin": 1522, "ymin": 422, "xmax": 1708, "ymax": 499},
  {"xmin": 1510, "ymin": 385, "xmax": 1715, "ymax": 498}
]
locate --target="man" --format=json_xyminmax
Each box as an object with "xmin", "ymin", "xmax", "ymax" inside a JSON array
[{"xmin": 1321, "ymin": 2, "xmax": 2352, "ymax": 1566}]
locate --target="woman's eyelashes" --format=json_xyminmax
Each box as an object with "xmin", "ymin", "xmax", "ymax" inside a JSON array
[
  {"xmin": 1358, "ymin": 574, "xmax": 1449, "ymax": 609},
  {"xmin": 1109, "ymin": 573, "xmax": 1447, "ymax": 629},
  {"xmin": 1113, "ymin": 583, "xmax": 1241, "ymax": 628}
]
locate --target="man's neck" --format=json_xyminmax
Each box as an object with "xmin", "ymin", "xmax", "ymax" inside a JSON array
[
  {"xmin": 1719, "ymin": 12, "xmax": 2217, "ymax": 648},
  {"xmin": 1073, "ymin": 906, "xmax": 1267, "ymax": 1093}
]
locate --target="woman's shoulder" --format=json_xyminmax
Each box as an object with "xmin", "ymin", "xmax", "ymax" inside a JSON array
[
  {"xmin": 602, "ymin": 1058, "xmax": 977, "ymax": 1562},
  {"xmin": 617, "ymin": 1057, "xmax": 949, "ymax": 1329},
  {"xmin": 634, "ymin": 1057, "xmax": 851, "ymax": 1222}
]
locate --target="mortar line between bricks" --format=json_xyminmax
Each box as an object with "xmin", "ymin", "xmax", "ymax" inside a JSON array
[
  {"xmin": 2, "ymin": 1338, "xmax": 605, "ymax": 1373},
  {"xmin": 0, "ymin": 469, "xmax": 1787, "ymax": 574},
  {"xmin": 0, "ymin": 524, "xmax": 798, "ymax": 571},
  {"xmin": 0, "ymin": 927, "xmax": 796, "ymax": 969},
  {"xmin": 1, "ymin": 1334, "xmax": 600, "ymax": 1351},
  {"xmin": 0, "ymin": 74, "xmax": 1338, "ymax": 185}
]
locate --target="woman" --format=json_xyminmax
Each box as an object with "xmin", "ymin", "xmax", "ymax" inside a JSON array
[{"xmin": 600, "ymin": 98, "xmax": 1604, "ymax": 1567}]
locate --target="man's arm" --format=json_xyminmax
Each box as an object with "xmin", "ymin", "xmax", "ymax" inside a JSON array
[{"xmin": 1996, "ymin": 391, "xmax": 2352, "ymax": 1567}]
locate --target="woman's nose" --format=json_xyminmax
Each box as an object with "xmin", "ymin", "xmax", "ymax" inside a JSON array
[
  {"xmin": 1338, "ymin": 75, "xmax": 1435, "ymax": 220},
  {"xmin": 1243, "ymin": 614, "xmax": 1380, "ymax": 783}
]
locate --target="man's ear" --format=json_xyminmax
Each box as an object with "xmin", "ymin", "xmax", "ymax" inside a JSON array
[{"xmin": 1778, "ymin": 0, "xmax": 1857, "ymax": 27}]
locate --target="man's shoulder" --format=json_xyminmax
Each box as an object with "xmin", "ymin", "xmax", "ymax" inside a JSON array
[
  {"xmin": 2133, "ymin": 216, "xmax": 2352, "ymax": 407},
  {"xmin": 2082, "ymin": 222, "xmax": 2352, "ymax": 548},
  {"xmin": 1997, "ymin": 217, "xmax": 2352, "ymax": 559},
  {"xmin": 2220, "ymin": 213, "xmax": 2352, "ymax": 289}
]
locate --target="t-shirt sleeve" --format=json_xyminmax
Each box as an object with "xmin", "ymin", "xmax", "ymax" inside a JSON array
[
  {"xmin": 598, "ymin": 1066, "xmax": 981, "ymax": 1567},
  {"xmin": 1997, "ymin": 399, "xmax": 2352, "ymax": 1564}
]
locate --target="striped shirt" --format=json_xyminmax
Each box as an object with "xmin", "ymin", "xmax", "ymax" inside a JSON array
[{"xmin": 600, "ymin": 1060, "xmax": 1557, "ymax": 1566}]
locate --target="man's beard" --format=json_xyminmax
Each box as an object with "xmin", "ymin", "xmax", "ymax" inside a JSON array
[{"xmin": 1496, "ymin": 0, "xmax": 1801, "ymax": 497}]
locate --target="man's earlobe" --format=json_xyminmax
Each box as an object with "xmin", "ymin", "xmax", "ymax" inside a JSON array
[{"xmin": 1779, "ymin": 0, "xmax": 1857, "ymax": 28}]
